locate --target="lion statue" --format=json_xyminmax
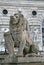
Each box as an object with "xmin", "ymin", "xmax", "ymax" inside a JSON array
[{"xmin": 4, "ymin": 12, "xmax": 39, "ymax": 58}]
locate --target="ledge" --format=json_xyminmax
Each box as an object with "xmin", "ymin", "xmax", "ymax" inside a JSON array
[{"xmin": 17, "ymin": 56, "xmax": 44, "ymax": 63}]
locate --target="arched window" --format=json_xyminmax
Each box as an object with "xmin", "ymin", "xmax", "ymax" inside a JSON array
[{"xmin": 42, "ymin": 21, "xmax": 44, "ymax": 46}]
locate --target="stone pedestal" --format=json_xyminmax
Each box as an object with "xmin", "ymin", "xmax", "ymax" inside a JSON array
[{"xmin": 16, "ymin": 56, "xmax": 44, "ymax": 65}]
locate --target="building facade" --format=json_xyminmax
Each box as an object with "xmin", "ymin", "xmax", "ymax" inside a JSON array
[{"xmin": 0, "ymin": 0, "xmax": 44, "ymax": 52}]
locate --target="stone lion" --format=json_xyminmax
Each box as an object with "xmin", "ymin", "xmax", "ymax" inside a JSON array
[{"xmin": 4, "ymin": 12, "xmax": 39, "ymax": 58}]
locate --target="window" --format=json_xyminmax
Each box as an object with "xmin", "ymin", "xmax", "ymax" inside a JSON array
[
  {"xmin": 3, "ymin": 9, "xmax": 8, "ymax": 15},
  {"xmin": 42, "ymin": 21, "xmax": 44, "ymax": 46},
  {"xmin": 32, "ymin": 11, "xmax": 37, "ymax": 16},
  {"xmin": 42, "ymin": 28, "xmax": 44, "ymax": 32}
]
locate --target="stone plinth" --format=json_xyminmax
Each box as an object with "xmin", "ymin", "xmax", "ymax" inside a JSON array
[{"xmin": 16, "ymin": 56, "xmax": 44, "ymax": 65}]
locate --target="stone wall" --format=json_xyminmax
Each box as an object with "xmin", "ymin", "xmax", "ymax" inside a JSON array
[{"xmin": 0, "ymin": 1, "xmax": 43, "ymax": 51}]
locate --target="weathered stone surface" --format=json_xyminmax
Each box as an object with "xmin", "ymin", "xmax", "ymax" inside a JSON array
[
  {"xmin": 4, "ymin": 32, "xmax": 14, "ymax": 62},
  {"xmin": 23, "ymin": 31, "xmax": 39, "ymax": 56},
  {"xmin": 3, "ymin": 12, "xmax": 39, "ymax": 62},
  {"xmin": 9, "ymin": 13, "xmax": 26, "ymax": 48}
]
